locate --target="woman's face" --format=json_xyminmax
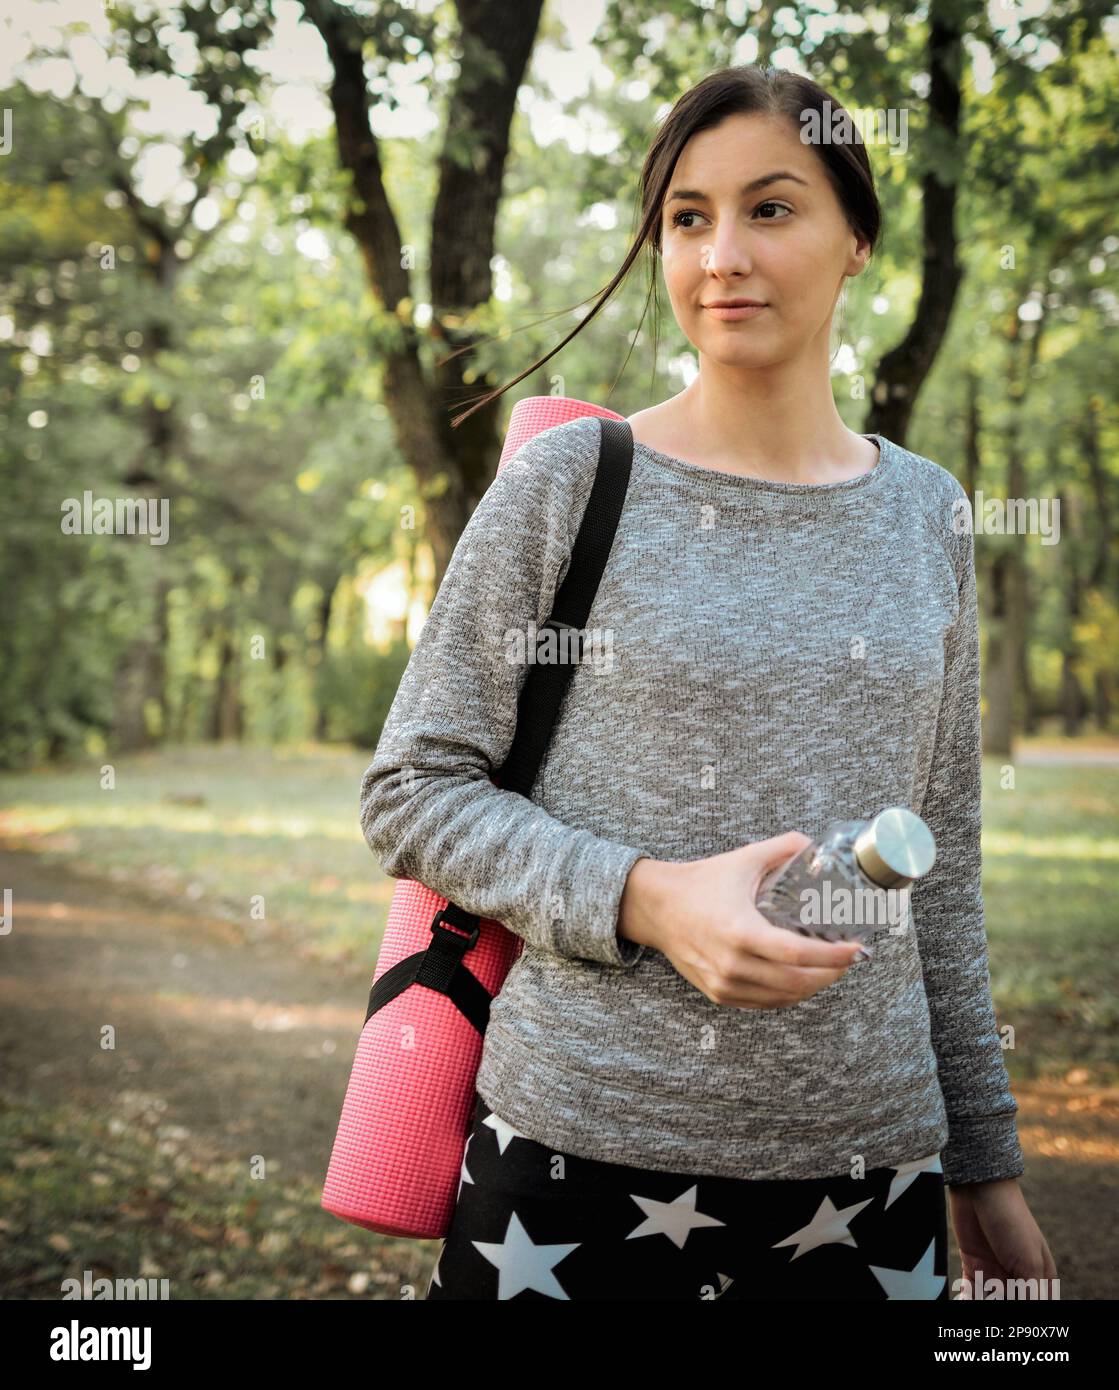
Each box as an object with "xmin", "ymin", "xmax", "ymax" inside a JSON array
[{"xmin": 659, "ymin": 111, "xmax": 869, "ymax": 368}]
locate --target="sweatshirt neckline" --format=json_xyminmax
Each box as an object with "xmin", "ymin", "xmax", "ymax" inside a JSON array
[{"xmin": 630, "ymin": 433, "xmax": 896, "ymax": 496}]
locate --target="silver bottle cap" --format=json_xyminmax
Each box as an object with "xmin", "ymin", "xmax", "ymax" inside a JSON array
[{"xmin": 853, "ymin": 806, "xmax": 936, "ymax": 889}]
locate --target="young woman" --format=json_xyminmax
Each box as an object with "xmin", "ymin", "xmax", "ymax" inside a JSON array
[{"xmin": 361, "ymin": 64, "xmax": 1056, "ymax": 1300}]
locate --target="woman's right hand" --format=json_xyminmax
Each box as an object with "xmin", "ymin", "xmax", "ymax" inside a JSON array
[{"xmin": 618, "ymin": 832, "xmax": 866, "ymax": 1009}]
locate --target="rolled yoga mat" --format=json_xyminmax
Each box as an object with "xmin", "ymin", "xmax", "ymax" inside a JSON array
[{"xmin": 321, "ymin": 396, "xmax": 625, "ymax": 1239}]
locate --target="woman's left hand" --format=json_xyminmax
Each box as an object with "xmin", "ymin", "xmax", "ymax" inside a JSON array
[{"xmin": 948, "ymin": 1178, "xmax": 1057, "ymax": 1299}]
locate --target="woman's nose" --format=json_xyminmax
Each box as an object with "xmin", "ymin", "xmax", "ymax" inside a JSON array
[{"xmin": 701, "ymin": 227, "xmax": 754, "ymax": 277}]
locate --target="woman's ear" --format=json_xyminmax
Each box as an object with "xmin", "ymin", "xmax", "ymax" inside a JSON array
[{"xmin": 846, "ymin": 234, "xmax": 871, "ymax": 278}]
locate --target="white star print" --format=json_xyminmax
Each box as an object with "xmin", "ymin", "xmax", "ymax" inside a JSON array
[
  {"xmin": 482, "ymin": 1110, "xmax": 530, "ymax": 1155},
  {"xmin": 428, "ymin": 1241, "xmax": 444, "ymax": 1291},
  {"xmin": 472, "ymin": 1210, "xmax": 580, "ymax": 1300},
  {"xmin": 869, "ymin": 1237, "xmax": 946, "ymax": 1300},
  {"xmin": 883, "ymin": 1152, "xmax": 943, "ymax": 1209},
  {"xmin": 772, "ymin": 1193, "xmax": 875, "ymax": 1260},
  {"xmin": 625, "ymin": 1185, "xmax": 726, "ymax": 1250}
]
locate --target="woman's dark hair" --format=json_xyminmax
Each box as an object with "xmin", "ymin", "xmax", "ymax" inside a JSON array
[{"xmin": 448, "ymin": 63, "xmax": 883, "ymax": 428}]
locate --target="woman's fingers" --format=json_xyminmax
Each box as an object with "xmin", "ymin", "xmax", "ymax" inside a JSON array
[{"xmin": 739, "ymin": 910, "xmax": 866, "ymax": 969}]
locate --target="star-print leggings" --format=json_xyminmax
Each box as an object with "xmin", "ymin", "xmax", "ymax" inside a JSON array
[{"xmin": 426, "ymin": 1093, "xmax": 949, "ymax": 1301}]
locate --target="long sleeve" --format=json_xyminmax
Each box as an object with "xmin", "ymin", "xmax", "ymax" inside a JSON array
[
  {"xmin": 914, "ymin": 495, "xmax": 1025, "ymax": 1186},
  {"xmin": 359, "ymin": 418, "xmax": 648, "ymax": 969}
]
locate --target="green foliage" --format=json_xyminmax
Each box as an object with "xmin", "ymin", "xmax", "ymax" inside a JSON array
[
  {"xmin": 0, "ymin": 3, "xmax": 1116, "ymax": 768},
  {"xmin": 316, "ymin": 634, "xmax": 412, "ymax": 747}
]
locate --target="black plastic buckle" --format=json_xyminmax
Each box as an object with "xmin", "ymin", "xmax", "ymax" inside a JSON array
[
  {"xmin": 430, "ymin": 907, "xmax": 480, "ymax": 955},
  {"xmin": 542, "ymin": 616, "xmax": 584, "ymax": 664}
]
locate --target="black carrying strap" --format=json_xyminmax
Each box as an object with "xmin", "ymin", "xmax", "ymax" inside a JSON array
[{"xmin": 365, "ymin": 416, "xmax": 633, "ymax": 1032}]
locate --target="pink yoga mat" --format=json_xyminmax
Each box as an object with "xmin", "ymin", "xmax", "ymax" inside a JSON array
[{"xmin": 321, "ymin": 396, "xmax": 624, "ymax": 1239}]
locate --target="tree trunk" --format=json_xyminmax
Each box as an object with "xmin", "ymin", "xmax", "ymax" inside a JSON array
[
  {"xmin": 865, "ymin": 0, "xmax": 963, "ymax": 445},
  {"xmin": 962, "ymin": 371, "xmax": 980, "ymax": 501},
  {"xmin": 313, "ymin": 581, "xmax": 337, "ymax": 742},
  {"xmin": 982, "ymin": 547, "xmax": 1015, "ymax": 758},
  {"xmin": 1083, "ymin": 400, "xmax": 1111, "ymax": 592},
  {"xmin": 112, "ymin": 245, "xmax": 180, "ymax": 750},
  {"xmin": 211, "ymin": 629, "xmax": 243, "ymax": 742},
  {"xmin": 306, "ymin": 0, "xmax": 547, "ymax": 585},
  {"xmin": 1013, "ymin": 558, "xmax": 1036, "ymax": 735},
  {"xmin": 1057, "ymin": 487, "xmax": 1084, "ymax": 737},
  {"xmin": 984, "ymin": 436, "xmax": 1032, "ymax": 756},
  {"xmin": 1095, "ymin": 671, "xmax": 1112, "ymax": 732},
  {"xmin": 112, "ymin": 552, "xmax": 164, "ymax": 751},
  {"xmin": 1060, "ymin": 657, "xmax": 1084, "ymax": 736}
]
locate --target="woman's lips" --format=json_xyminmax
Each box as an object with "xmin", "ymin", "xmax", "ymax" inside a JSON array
[{"xmin": 704, "ymin": 304, "xmax": 768, "ymax": 321}]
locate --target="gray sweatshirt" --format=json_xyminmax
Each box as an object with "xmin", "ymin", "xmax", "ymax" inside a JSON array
[{"xmin": 359, "ymin": 413, "xmax": 1024, "ymax": 1187}]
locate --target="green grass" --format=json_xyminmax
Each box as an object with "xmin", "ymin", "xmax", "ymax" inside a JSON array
[
  {"xmin": 0, "ymin": 743, "xmax": 391, "ymax": 965},
  {"xmin": 1, "ymin": 739, "xmax": 1116, "ymax": 1081},
  {"xmin": 0, "ymin": 1087, "xmax": 434, "ymax": 1301},
  {"xmin": 979, "ymin": 760, "xmax": 1119, "ymax": 1082}
]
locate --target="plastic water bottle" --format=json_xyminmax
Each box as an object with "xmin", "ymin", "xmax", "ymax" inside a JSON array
[{"xmin": 755, "ymin": 806, "xmax": 936, "ymax": 947}]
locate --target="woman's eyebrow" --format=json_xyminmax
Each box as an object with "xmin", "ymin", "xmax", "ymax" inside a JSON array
[{"xmin": 666, "ymin": 171, "xmax": 810, "ymax": 203}]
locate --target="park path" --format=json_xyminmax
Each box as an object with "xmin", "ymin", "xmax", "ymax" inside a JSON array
[
  {"xmin": 1, "ymin": 840, "xmax": 1116, "ymax": 1298},
  {"xmin": 0, "ymin": 843, "xmax": 372, "ymax": 1189}
]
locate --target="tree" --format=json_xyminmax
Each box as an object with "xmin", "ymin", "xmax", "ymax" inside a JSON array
[{"xmin": 302, "ymin": 0, "xmax": 547, "ymax": 585}]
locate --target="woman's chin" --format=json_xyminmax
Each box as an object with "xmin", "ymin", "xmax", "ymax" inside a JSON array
[{"xmin": 700, "ymin": 340, "xmax": 783, "ymax": 369}]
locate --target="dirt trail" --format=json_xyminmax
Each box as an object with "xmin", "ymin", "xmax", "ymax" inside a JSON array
[
  {"xmin": 0, "ymin": 844, "xmax": 372, "ymax": 1187},
  {"xmin": 1, "ymin": 844, "xmax": 1115, "ymax": 1298}
]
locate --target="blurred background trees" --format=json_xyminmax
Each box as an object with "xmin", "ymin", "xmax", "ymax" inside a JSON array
[{"xmin": 1, "ymin": 0, "xmax": 1116, "ymax": 769}]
